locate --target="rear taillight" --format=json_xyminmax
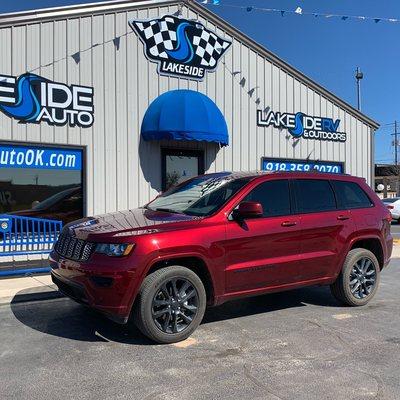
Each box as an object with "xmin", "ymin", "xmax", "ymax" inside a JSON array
[{"xmin": 387, "ymin": 205, "xmax": 394, "ymax": 210}]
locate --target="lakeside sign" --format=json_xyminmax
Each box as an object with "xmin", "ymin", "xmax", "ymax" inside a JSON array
[
  {"xmin": 257, "ymin": 109, "xmax": 347, "ymax": 142},
  {"xmin": 130, "ymin": 15, "xmax": 231, "ymax": 80},
  {"xmin": 0, "ymin": 73, "xmax": 94, "ymax": 128}
]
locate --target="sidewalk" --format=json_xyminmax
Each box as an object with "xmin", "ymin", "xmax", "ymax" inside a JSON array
[
  {"xmin": 1, "ymin": 243, "xmax": 400, "ymax": 306},
  {"xmin": 0, "ymin": 274, "xmax": 62, "ymax": 305}
]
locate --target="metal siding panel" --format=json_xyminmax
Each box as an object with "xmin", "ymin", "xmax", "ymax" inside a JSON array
[
  {"xmin": 146, "ymin": 6, "xmax": 162, "ymax": 200},
  {"xmin": 239, "ymin": 43, "xmax": 249, "ymax": 171},
  {"xmin": 263, "ymin": 60, "xmax": 272, "ymax": 158},
  {"xmin": 292, "ymin": 78, "xmax": 301, "ymax": 160},
  {"xmin": 80, "ymin": 16, "xmax": 93, "ymax": 215},
  {"xmin": 40, "ymin": 21, "xmax": 55, "ymax": 144},
  {"xmin": 345, "ymin": 112, "xmax": 352, "ymax": 175},
  {"xmin": 115, "ymin": 12, "xmax": 129, "ymax": 211},
  {"xmin": 137, "ymin": 7, "xmax": 152, "ymax": 206},
  {"xmin": 313, "ymin": 91, "xmax": 321, "ymax": 163},
  {"xmin": 231, "ymin": 38, "xmax": 241, "ymax": 171},
  {"xmin": 104, "ymin": 13, "xmax": 117, "ymax": 212},
  {"xmin": 66, "ymin": 18, "xmax": 80, "ymax": 145},
  {"xmin": 126, "ymin": 9, "xmax": 140, "ymax": 208},
  {"xmin": 53, "ymin": 19, "xmax": 68, "ymax": 144},
  {"xmin": 11, "ymin": 25, "xmax": 26, "ymax": 76},
  {"xmin": 319, "ymin": 96, "xmax": 327, "ymax": 164},
  {"xmin": 299, "ymin": 83, "xmax": 307, "ymax": 159},
  {"xmin": 25, "ymin": 24, "xmax": 41, "ymax": 143},
  {"xmin": 92, "ymin": 14, "xmax": 106, "ymax": 214},
  {"xmin": 255, "ymin": 54, "xmax": 264, "ymax": 168},
  {"xmin": 214, "ymin": 25, "xmax": 226, "ymax": 173},
  {"xmin": 0, "ymin": 27, "xmax": 12, "ymax": 140},
  {"xmin": 247, "ymin": 49, "xmax": 258, "ymax": 170},
  {"xmin": 279, "ymin": 69, "xmax": 288, "ymax": 159},
  {"xmin": 271, "ymin": 64, "xmax": 280, "ymax": 157}
]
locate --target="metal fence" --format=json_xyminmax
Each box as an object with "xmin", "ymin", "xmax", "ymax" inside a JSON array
[{"xmin": 0, "ymin": 214, "xmax": 62, "ymax": 256}]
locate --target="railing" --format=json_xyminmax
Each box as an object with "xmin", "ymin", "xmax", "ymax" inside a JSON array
[{"xmin": 0, "ymin": 214, "xmax": 63, "ymax": 256}]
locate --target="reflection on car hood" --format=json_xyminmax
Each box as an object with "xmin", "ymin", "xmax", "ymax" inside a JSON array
[{"xmin": 64, "ymin": 208, "xmax": 202, "ymax": 240}]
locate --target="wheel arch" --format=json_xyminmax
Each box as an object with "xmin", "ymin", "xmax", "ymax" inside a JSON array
[
  {"xmin": 145, "ymin": 255, "xmax": 216, "ymax": 305},
  {"xmin": 349, "ymin": 236, "xmax": 384, "ymax": 270}
]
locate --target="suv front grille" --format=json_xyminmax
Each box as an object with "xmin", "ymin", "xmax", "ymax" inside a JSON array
[{"xmin": 55, "ymin": 233, "xmax": 96, "ymax": 262}]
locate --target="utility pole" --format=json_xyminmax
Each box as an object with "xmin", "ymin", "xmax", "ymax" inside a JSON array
[
  {"xmin": 355, "ymin": 67, "xmax": 363, "ymax": 111},
  {"xmin": 392, "ymin": 121, "xmax": 399, "ymax": 165},
  {"xmin": 391, "ymin": 121, "xmax": 399, "ymax": 195}
]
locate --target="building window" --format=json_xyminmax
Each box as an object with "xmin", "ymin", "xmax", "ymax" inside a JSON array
[{"xmin": 0, "ymin": 143, "xmax": 84, "ymax": 225}]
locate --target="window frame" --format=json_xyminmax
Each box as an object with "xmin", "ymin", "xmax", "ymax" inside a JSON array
[
  {"xmin": 290, "ymin": 178, "xmax": 338, "ymax": 215},
  {"xmin": 0, "ymin": 140, "xmax": 86, "ymax": 218},
  {"xmin": 234, "ymin": 178, "xmax": 294, "ymax": 219},
  {"xmin": 330, "ymin": 179, "xmax": 375, "ymax": 211}
]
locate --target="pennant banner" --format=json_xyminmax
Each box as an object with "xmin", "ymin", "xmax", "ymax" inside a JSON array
[{"xmin": 200, "ymin": 2, "xmax": 400, "ymax": 24}]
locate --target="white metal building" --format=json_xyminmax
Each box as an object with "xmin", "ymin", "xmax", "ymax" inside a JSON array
[{"xmin": 0, "ymin": 0, "xmax": 379, "ymax": 272}]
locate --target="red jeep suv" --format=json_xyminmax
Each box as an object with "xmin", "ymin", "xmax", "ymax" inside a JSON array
[{"xmin": 50, "ymin": 172, "xmax": 393, "ymax": 343}]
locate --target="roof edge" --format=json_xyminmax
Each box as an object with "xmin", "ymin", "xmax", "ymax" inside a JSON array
[
  {"xmin": 0, "ymin": 0, "xmax": 176, "ymax": 25},
  {"xmin": 0, "ymin": 0, "xmax": 380, "ymax": 129}
]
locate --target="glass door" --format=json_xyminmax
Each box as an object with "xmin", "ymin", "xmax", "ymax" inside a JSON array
[{"xmin": 162, "ymin": 149, "xmax": 204, "ymax": 191}]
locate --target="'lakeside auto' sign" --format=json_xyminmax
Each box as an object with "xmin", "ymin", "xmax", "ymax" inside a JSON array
[
  {"xmin": 130, "ymin": 15, "xmax": 231, "ymax": 81},
  {"xmin": 0, "ymin": 73, "xmax": 94, "ymax": 128}
]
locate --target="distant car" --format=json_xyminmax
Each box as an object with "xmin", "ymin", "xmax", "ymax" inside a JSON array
[
  {"xmin": 382, "ymin": 197, "xmax": 400, "ymax": 223},
  {"xmin": 12, "ymin": 187, "xmax": 83, "ymax": 225}
]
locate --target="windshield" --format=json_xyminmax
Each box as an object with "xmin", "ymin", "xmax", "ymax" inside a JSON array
[
  {"xmin": 33, "ymin": 187, "xmax": 79, "ymax": 211},
  {"xmin": 147, "ymin": 175, "xmax": 251, "ymax": 216}
]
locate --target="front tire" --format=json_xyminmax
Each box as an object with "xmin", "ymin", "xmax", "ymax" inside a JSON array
[
  {"xmin": 330, "ymin": 248, "xmax": 380, "ymax": 306},
  {"xmin": 133, "ymin": 266, "xmax": 206, "ymax": 344}
]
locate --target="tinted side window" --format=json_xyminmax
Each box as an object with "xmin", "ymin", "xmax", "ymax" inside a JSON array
[
  {"xmin": 331, "ymin": 180, "xmax": 373, "ymax": 209},
  {"xmin": 294, "ymin": 179, "xmax": 336, "ymax": 213},
  {"xmin": 243, "ymin": 180, "xmax": 291, "ymax": 217}
]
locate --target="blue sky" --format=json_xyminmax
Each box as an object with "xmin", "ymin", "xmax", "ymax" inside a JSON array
[{"xmin": 1, "ymin": 0, "xmax": 399, "ymax": 164}]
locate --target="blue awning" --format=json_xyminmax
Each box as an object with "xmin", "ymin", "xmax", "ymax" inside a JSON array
[{"xmin": 141, "ymin": 89, "xmax": 229, "ymax": 146}]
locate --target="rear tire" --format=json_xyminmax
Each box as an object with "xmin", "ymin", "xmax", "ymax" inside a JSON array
[
  {"xmin": 133, "ymin": 266, "xmax": 206, "ymax": 344},
  {"xmin": 330, "ymin": 248, "xmax": 380, "ymax": 307}
]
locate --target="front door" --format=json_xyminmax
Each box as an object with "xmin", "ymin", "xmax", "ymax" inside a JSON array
[
  {"xmin": 224, "ymin": 179, "xmax": 302, "ymax": 293},
  {"xmin": 162, "ymin": 149, "xmax": 204, "ymax": 191}
]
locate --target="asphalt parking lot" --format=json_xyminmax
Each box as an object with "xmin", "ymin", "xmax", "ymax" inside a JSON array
[{"xmin": 1, "ymin": 257, "xmax": 400, "ymax": 400}]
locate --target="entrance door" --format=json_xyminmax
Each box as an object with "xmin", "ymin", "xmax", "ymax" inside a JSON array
[{"xmin": 162, "ymin": 149, "xmax": 204, "ymax": 191}]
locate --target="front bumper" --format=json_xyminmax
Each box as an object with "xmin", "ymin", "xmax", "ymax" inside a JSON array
[{"xmin": 49, "ymin": 251, "xmax": 140, "ymax": 324}]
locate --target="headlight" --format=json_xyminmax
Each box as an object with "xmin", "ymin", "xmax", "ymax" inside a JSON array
[{"xmin": 95, "ymin": 243, "xmax": 135, "ymax": 257}]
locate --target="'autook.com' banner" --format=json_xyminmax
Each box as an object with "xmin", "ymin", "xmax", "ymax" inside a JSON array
[{"xmin": 0, "ymin": 145, "xmax": 82, "ymax": 171}]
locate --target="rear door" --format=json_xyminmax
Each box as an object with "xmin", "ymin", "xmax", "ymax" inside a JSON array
[
  {"xmin": 330, "ymin": 180, "xmax": 375, "ymax": 232},
  {"xmin": 293, "ymin": 179, "xmax": 355, "ymax": 280},
  {"xmin": 224, "ymin": 179, "xmax": 302, "ymax": 293}
]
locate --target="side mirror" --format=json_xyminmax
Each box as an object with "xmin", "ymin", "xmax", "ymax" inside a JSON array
[{"xmin": 233, "ymin": 201, "xmax": 263, "ymax": 220}]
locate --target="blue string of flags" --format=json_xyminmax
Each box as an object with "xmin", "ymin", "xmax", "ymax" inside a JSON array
[{"xmin": 199, "ymin": 1, "xmax": 400, "ymax": 24}]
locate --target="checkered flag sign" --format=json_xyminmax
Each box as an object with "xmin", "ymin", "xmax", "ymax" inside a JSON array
[{"xmin": 129, "ymin": 15, "xmax": 231, "ymax": 80}]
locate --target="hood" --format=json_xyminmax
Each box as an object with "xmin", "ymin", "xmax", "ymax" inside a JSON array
[{"xmin": 64, "ymin": 207, "xmax": 203, "ymax": 241}]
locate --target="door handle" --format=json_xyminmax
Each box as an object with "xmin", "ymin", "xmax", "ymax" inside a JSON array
[
  {"xmin": 281, "ymin": 221, "xmax": 297, "ymax": 227},
  {"xmin": 337, "ymin": 215, "xmax": 350, "ymax": 221}
]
